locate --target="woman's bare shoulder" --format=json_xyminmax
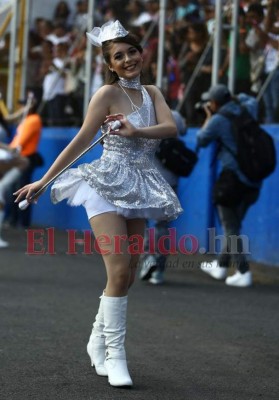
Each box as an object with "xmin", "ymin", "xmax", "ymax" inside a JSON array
[
  {"xmin": 94, "ymin": 84, "xmax": 119, "ymax": 97},
  {"xmin": 89, "ymin": 84, "xmax": 120, "ymax": 109},
  {"xmin": 143, "ymin": 85, "xmax": 162, "ymax": 97}
]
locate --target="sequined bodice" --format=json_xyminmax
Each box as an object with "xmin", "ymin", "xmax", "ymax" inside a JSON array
[{"xmin": 101, "ymin": 86, "xmax": 160, "ymax": 166}]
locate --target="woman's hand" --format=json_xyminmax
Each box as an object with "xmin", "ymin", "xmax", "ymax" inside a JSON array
[
  {"xmin": 104, "ymin": 114, "xmax": 137, "ymax": 138},
  {"xmin": 13, "ymin": 180, "xmax": 45, "ymax": 205}
]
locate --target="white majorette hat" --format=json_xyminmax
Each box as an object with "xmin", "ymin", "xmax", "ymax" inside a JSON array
[{"xmin": 86, "ymin": 20, "xmax": 129, "ymax": 47}]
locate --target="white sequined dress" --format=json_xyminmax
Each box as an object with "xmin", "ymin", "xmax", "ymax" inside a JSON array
[{"xmin": 51, "ymin": 86, "xmax": 183, "ymax": 221}]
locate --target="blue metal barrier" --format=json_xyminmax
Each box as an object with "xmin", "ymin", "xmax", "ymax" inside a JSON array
[
  {"xmin": 31, "ymin": 126, "xmax": 279, "ymax": 266},
  {"xmin": 31, "ymin": 128, "xmax": 98, "ymax": 231},
  {"xmin": 236, "ymin": 126, "xmax": 279, "ymax": 266}
]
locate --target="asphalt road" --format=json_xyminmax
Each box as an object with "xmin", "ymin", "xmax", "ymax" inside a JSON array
[{"xmin": 0, "ymin": 227, "xmax": 279, "ymax": 400}]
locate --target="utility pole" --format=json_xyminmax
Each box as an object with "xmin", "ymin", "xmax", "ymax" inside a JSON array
[
  {"xmin": 7, "ymin": 0, "xmax": 18, "ymax": 111},
  {"xmin": 211, "ymin": 0, "xmax": 223, "ymax": 85},
  {"xmin": 156, "ymin": 0, "xmax": 167, "ymax": 89},
  {"xmin": 228, "ymin": 0, "xmax": 239, "ymax": 94},
  {"xmin": 83, "ymin": 0, "xmax": 95, "ymax": 118}
]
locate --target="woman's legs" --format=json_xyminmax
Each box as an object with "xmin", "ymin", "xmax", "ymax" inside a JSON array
[
  {"xmin": 88, "ymin": 213, "xmax": 145, "ymax": 386},
  {"xmin": 90, "ymin": 213, "xmax": 132, "ymax": 295}
]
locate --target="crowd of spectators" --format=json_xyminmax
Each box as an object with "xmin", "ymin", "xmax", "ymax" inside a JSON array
[{"xmin": 2, "ymin": 0, "xmax": 279, "ymax": 126}]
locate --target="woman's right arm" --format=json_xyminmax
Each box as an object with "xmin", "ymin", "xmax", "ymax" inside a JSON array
[{"xmin": 14, "ymin": 85, "xmax": 113, "ymax": 203}]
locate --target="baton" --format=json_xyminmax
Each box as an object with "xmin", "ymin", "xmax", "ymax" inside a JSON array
[{"xmin": 18, "ymin": 120, "xmax": 121, "ymax": 210}]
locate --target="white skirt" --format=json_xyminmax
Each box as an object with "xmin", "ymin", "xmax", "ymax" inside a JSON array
[
  {"xmin": 51, "ymin": 162, "xmax": 183, "ymax": 222},
  {"xmin": 80, "ymin": 180, "xmax": 117, "ymax": 220}
]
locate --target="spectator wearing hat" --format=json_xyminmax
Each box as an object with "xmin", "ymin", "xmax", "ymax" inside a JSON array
[{"xmin": 196, "ymin": 84, "xmax": 261, "ymax": 288}]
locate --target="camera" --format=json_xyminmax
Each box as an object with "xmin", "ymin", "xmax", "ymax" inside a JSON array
[
  {"xmin": 194, "ymin": 101, "xmax": 207, "ymax": 112},
  {"xmin": 194, "ymin": 100, "xmax": 213, "ymax": 114}
]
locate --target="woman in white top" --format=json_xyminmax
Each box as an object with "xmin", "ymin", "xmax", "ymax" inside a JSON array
[{"xmin": 15, "ymin": 20, "xmax": 182, "ymax": 388}]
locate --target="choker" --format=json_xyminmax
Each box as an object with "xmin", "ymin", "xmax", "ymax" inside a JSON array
[{"xmin": 118, "ymin": 76, "xmax": 141, "ymax": 90}]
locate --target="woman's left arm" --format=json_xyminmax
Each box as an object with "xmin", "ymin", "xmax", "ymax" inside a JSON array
[{"xmin": 105, "ymin": 86, "xmax": 177, "ymax": 139}]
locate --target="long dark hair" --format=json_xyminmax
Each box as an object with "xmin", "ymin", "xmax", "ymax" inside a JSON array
[{"xmin": 102, "ymin": 34, "xmax": 143, "ymax": 84}]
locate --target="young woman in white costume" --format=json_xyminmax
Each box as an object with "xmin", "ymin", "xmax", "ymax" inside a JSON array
[{"xmin": 14, "ymin": 20, "xmax": 182, "ymax": 388}]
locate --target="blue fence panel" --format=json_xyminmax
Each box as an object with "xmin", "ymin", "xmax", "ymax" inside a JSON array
[
  {"xmin": 241, "ymin": 126, "xmax": 279, "ymax": 266},
  {"xmin": 171, "ymin": 129, "xmax": 215, "ymax": 254}
]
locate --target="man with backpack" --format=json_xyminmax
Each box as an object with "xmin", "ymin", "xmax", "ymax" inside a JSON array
[{"xmin": 196, "ymin": 84, "xmax": 275, "ymax": 287}]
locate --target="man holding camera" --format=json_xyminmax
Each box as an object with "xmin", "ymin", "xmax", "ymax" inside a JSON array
[{"xmin": 196, "ymin": 84, "xmax": 261, "ymax": 287}]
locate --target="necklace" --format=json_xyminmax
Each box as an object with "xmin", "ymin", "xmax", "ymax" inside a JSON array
[
  {"xmin": 118, "ymin": 83, "xmax": 141, "ymax": 113},
  {"xmin": 117, "ymin": 82, "xmax": 150, "ymax": 127},
  {"xmin": 118, "ymin": 76, "xmax": 141, "ymax": 90}
]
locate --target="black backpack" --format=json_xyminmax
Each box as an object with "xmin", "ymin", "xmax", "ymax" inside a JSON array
[
  {"xmin": 218, "ymin": 106, "xmax": 276, "ymax": 182},
  {"xmin": 155, "ymin": 138, "xmax": 198, "ymax": 177}
]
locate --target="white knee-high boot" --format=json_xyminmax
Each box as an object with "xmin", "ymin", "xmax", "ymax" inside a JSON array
[
  {"xmin": 87, "ymin": 293, "xmax": 107, "ymax": 376},
  {"xmin": 103, "ymin": 295, "xmax": 133, "ymax": 387}
]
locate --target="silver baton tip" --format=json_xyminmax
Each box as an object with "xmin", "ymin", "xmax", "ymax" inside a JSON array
[
  {"xmin": 111, "ymin": 120, "xmax": 121, "ymax": 130},
  {"xmin": 18, "ymin": 199, "xmax": 29, "ymax": 210}
]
